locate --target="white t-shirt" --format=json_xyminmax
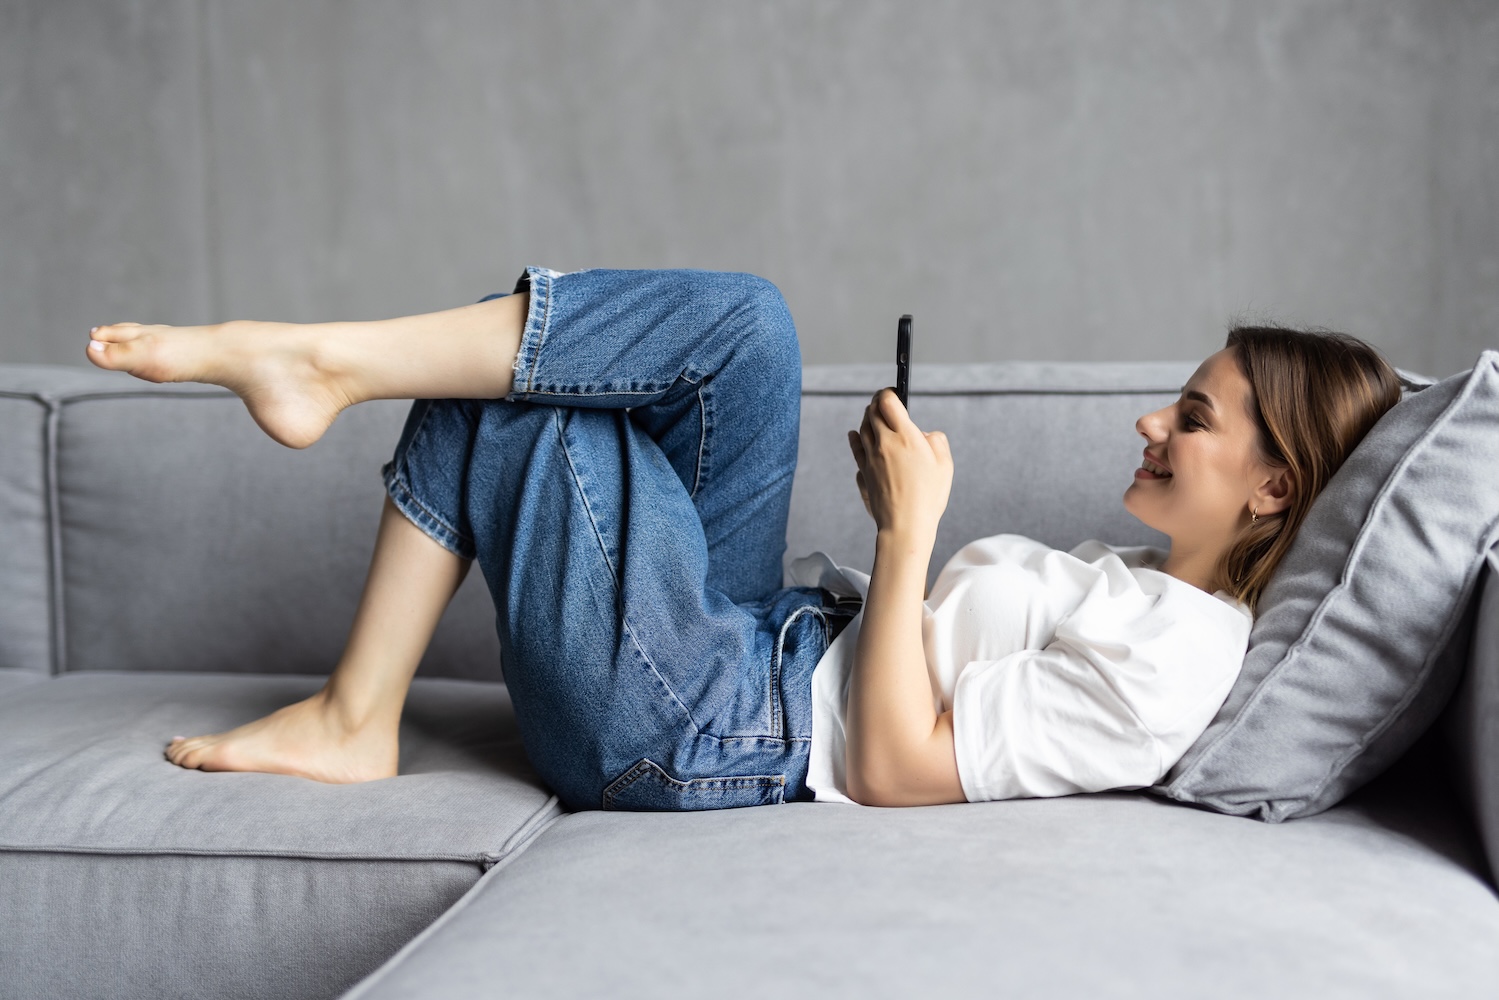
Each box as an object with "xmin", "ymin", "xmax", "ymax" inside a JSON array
[{"xmin": 787, "ymin": 534, "xmax": 1253, "ymax": 804}]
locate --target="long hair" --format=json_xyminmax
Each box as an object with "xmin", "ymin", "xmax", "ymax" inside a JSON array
[{"xmin": 1217, "ymin": 325, "xmax": 1403, "ymax": 614}]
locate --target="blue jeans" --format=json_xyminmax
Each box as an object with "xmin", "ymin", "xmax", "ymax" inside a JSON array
[{"xmin": 380, "ymin": 267, "xmax": 860, "ymax": 812}]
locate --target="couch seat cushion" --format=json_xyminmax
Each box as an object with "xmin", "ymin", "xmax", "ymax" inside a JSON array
[
  {"xmin": 0, "ymin": 671, "xmax": 558, "ymax": 859},
  {"xmin": 0, "ymin": 670, "xmax": 46, "ymax": 698},
  {"xmin": 0, "ymin": 672, "xmax": 561, "ymax": 1000},
  {"xmin": 345, "ymin": 754, "xmax": 1497, "ymax": 1000}
]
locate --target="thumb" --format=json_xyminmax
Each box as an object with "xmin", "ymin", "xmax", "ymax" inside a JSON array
[{"xmin": 925, "ymin": 430, "xmax": 950, "ymax": 458}]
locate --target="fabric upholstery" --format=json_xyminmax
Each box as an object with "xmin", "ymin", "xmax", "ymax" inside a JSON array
[
  {"xmin": 0, "ymin": 387, "xmax": 52, "ymax": 674},
  {"xmin": 346, "ymin": 757, "xmax": 1497, "ymax": 1000},
  {"xmin": 37, "ymin": 372, "xmax": 503, "ymax": 678},
  {"xmin": 0, "ymin": 670, "xmax": 45, "ymax": 697},
  {"xmin": 0, "ymin": 673, "xmax": 560, "ymax": 1000},
  {"xmin": 1152, "ymin": 352, "xmax": 1499, "ymax": 821},
  {"xmin": 1439, "ymin": 544, "xmax": 1499, "ymax": 886},
  {"xmin": 791, "ymin": 361, "xmax": 1192, "ymax": 586},
  {"xmin": 0, "ymin": 673, "xmax": 557, "ymax": 858},
  {"xmin": 0, "ymin": 851, "xmax": 477, "ymax": 1000}
]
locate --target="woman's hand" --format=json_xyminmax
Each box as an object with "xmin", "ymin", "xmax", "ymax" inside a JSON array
[{"xmin": 846, "ymin": 388, "xmax": 953, "ymax": 541}]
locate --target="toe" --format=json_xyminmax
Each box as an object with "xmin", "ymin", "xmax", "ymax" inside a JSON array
[
  {"xmin": 91, "ymin": 323, "xmax": 143, "ymax": 341},
  {"xmin": 168, "ymin": 735, "xmax": 208, "ymax": 767},
  {"xmin": 179, "ymin": 737, "xmax": 226, "ymax": 771}
]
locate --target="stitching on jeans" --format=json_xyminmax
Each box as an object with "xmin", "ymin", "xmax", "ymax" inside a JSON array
[
  {"xmin": 771, "ymin": 603, "xmax": 822, "ymax": 740},
  {"xmin": 601, "ymin": 758, "xmax": 786, "ymax": 809},
  {"xmin": 551, "ymin": 409, "xmax": 702, "ymax": 735},
  {"xmin": 393, "ymin": 402, "xmax": 475, "ymax": 549},
  {"xmin": 691, "ymin": 377, "xmax": 709, "ymax": 499},
  {"xmin": 524, "ymin": 268, "xmax": 552, "ymax": 395},
  {"xmin": 519, "ymin": 387, "xmax": 675, "ymax": 399},
  {"xmin": 385, "ymin": 474, "xmax": 474, "ymax": 560}
]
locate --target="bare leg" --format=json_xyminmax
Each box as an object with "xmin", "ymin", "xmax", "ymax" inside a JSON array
[
  {"xmin": 85, "ymin": 292, "xmax": 528, "ymax": 448},
  {"xmin": 95, "ymin": 294, "xmax": 519, "ymax": 777},
  {"xmin": 165, "ymin": 495, "xmax": 469, "ymax": 781}
]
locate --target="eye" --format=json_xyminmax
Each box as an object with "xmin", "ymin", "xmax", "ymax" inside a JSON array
[{"xmin": 1183, "ymin": 413, "xmax": 1206, "ymax": 431}]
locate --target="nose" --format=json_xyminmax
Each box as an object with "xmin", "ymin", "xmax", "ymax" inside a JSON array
[{"xmin": 1136, "ymin": 402, "xmax": 1172, "ymax": 442}]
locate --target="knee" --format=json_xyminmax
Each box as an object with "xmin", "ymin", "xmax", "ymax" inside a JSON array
[{"xmin": 725, "ymin": 273, "xmax": 802, "ymax": 379}]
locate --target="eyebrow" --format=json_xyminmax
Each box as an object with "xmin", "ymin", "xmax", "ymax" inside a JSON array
[{"xmin": 1180, "ymin": 388, "xmax": 1217, "ymax": 412}]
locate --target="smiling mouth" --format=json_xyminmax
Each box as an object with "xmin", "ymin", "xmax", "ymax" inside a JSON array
[{"xmin": 1140, "ymin": 458, "xmax": 1172, "ymax": 477}]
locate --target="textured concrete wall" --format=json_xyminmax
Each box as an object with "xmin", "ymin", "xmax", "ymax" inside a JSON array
[{"xmin": 2, "ymin": 0, "xmax": 1495, "ymax": 376}]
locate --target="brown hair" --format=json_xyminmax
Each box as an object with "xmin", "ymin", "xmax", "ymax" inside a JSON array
[{"xmin": 1217, "ymin": 324, "xmax": 1404, "ymax": 614}]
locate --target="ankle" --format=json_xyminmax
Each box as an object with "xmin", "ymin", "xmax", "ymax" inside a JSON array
[
  {"xmin": 315, "ymin": 678, "xmax": 403, "ymax": 735},
  {"xmin": 305, "ymin": 322, "xmax": 368, "ymax": 408}
]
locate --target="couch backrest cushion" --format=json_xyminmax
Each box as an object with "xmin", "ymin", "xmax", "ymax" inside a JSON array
[
  {"xmin": 0, "ymin": 365, "xmax": 501, "ymax": 679},
  {"xmin": 1150, "ymin": 352, "xmax": 1499, "ymax": 822},
  {"xmin": 789, "ymin": 362, "xmax": 1191, "ymax": 584},
  {"xmin": 3, "ymin": 361, "xmax": 1197, "ymax": 679},
  {"xmin": 0, "ymin": 386, "xmax": 52, "ymax": 674}
]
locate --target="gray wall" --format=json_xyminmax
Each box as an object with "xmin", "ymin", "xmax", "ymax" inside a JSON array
[{"xmin": 2, "ymin": 0, "xmax": 1495, "ymax": 377}]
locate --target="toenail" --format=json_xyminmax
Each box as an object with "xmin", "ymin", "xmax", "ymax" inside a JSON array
[{"xmin": 89, "ymin": 340, "xmax": 106, "ymax": 352}]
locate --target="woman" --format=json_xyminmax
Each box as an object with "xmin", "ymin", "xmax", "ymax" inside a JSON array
[{"xmin": 85, "ymin": 267, "xmax": 1402, "ymax": 810}]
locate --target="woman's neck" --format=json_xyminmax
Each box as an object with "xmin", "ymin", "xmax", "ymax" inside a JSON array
[{"xmin": 1159, "ymin": 544, "xmax": 1222, "ymax": 594}]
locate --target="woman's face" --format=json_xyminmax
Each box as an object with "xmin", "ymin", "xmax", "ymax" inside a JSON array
[{"xmin": 1123, "ymin": 347, "xmax": 1293, "ymax": 578}]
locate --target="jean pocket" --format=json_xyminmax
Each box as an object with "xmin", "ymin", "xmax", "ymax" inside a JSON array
[{"xmin": 601, "ymin": 758, "xmax": 786, "ymax": 811}]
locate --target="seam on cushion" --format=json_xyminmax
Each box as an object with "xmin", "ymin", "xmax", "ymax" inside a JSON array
[
  {"xmin": 1166, "ymin": 366, "xmax": 1482, "ymax": 796},
  {"xmin": 1298, "ymin": 514, "xmax": 1499, "ymax": 816},
  {"xmin": 0, "ymin": 844, "xmax": 521, "ymax": 862},
  {"xmin": 44, "ymin": 397, "xmax": 63, "ymax": 676},
  {"xmin": 483, "ymin": 793, "xmax": 564, "ymax": 871},
  {"xmin": 802, "ymin": 387, "xmax": 1185, "ymax": 397},
  {"xmin": 2, "ymin": 388, "xmax": 234, "ymax": 404},
  {"xmin": 337, "ymin": 809, "xmax": 570, "ymax": 1000}
]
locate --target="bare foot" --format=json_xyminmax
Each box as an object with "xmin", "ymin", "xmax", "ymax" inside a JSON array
[
  {"xmin": 164, "ymin": 688, "xmax": 398, "ymax": 783},
  {"xmin": 86, "ymin": 320, "xmax": 354, "ymax": 449}
]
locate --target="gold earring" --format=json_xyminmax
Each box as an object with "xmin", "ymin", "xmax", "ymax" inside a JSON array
[{"xmin": 1251, "ymin": 505, "xmax": 1260, "ymax": 523}]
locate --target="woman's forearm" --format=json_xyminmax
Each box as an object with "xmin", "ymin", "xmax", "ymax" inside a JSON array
[{"xmin": 846, "ymin": 527, "xmax": 940, "ymax": 798}]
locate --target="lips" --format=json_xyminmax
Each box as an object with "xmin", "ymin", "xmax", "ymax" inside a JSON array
[
  {"xmin": 1140, "ymin": 451, "xmax": 1172, "ymax": 477},
  {"xmin": 1139, "ymin": 455, "xmax": 1175, "ymax": 482}
]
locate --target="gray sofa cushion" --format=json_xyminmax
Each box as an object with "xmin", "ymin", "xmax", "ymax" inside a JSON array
[
  {"xmin": 0, "ymin": 672, "xmax": 560, "ymax": 1000},
  {"xmin": 344, "ymin": 766, "xmax": 1497, "ymax": 1000},
  {"xmin": 0, "ymin": 385, "xmax": 52, "ymax": 674},
  {"xmin": 790, "ymin": 362, "xmax": 1193, "ymax": 585},
  {"xmin": 0, "ymin": 851, "xmax": 478, "ymax": 1000},
  {"xmin": 1440, "ymin": 544, "xmax": 1499, "ymax": 886},
  {"xmin": 0, "ymin": 671, "xmax": 45, "ymax": 697},
  {"xmin": 1152, "ymin": 352, "xmax": 1499, "ymax": 822},
  {"xmin": 31, "ymin": 369, "xmax": 501, "ymax": 679},
  {"xmin": 0, "ymin": 673, "xmax": 555, "ymax": 858}
]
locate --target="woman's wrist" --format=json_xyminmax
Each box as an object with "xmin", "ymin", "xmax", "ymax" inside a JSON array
[{"xmin": 875, "ymin": 526, "xmax": 937, "ymax": 557}]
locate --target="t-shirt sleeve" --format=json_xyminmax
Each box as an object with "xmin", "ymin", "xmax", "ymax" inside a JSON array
[{"xmin": 949, "ymin": 581, "xmax": 1248, "ymax": 803}]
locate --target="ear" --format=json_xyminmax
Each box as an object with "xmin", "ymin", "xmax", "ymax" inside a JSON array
[{"xmin": 1253, "ymin": 465, "xmax": 1295, "ymax": 517}]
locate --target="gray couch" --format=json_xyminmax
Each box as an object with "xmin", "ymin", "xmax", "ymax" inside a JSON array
[{"xmin": 2, "ymin": 360, "xmax": 1495, "ymax": 1000}]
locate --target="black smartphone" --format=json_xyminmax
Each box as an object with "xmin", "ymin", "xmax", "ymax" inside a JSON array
[{"xmin": 896, "ymin": 314, "xmax": 912, "ymax": 410}]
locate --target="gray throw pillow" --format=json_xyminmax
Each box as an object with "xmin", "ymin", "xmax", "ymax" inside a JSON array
[{"xmin": 1147, "ymin": 350, "xmax": 1499, "ymax": 822}]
